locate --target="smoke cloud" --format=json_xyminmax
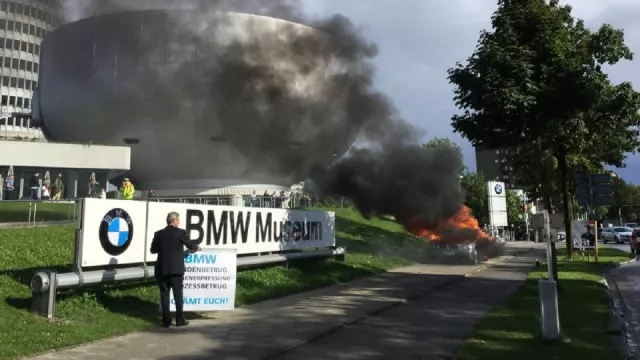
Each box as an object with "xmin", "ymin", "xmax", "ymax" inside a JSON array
[{"xmin": 48, "ymin": 1, "xmax": 467, "ymax": 239}]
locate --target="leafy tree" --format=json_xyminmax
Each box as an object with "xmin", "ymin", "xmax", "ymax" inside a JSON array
[
  {"xmin": 506, "ymin": 190, "xmax": 524, "ymax": 226},
  {"xmin": 423, "ymin": 137, "xmax": 466, "ymax": 173},
  {"xmin": 447, "ymin": 0, "xmax": 640, "ymax": 257},
  {"xmin": 608, "ymin": 177, "xmax": 640, "ymax": 223},
  {"xmin": 460, "ymin": 171, "xmax": 489, "ymax": 225}
]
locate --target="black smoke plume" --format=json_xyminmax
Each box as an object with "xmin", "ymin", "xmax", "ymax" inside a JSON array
[{"xmin": 50, "ymin": 1, "xmax": 465, "ymax": 232}]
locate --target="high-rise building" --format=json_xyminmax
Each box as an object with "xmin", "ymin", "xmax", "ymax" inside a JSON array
[
  {"xmin": 0, "ymin": 0, "xmax": 61, "ymax": 139},
  {"xmin": 475, "ymin": 147, "xmax": 518, "ymax": 189}
]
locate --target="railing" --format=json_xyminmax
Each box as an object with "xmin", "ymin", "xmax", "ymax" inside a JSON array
[
  {"xmin": 0, "ymin": 196, "xmax": 353, "ymax": 226},
  {"xmin": 0, "ymin": 199, "xmax": 78, "ymax": 226}
]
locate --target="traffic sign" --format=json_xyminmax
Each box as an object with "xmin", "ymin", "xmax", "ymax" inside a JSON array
[{"xmin": 574, "ymin": 173, "xmax": 614, "ymax": 207}]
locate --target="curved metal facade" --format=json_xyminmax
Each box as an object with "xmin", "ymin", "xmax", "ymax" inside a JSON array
[
  {"xmin": 0, "ymin": 0, "xmax": 59, "ymax": 131},
  {"xmin": 34, "ymin": 10, "xmax": 360, "ymax": 188}
]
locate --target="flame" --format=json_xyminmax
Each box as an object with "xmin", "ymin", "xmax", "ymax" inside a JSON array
[{"xmin": 413, "ymin": 205, "xmax": 489, "ymax": 243}]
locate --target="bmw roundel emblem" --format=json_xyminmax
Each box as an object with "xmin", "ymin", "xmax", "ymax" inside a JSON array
[
  {"xmin": 99, "ymin": 208, "xmax": 134, "ymax": 256},
  {"xmin": 494, "ymin": 184, "xmax": 503, "ymax": 194}
]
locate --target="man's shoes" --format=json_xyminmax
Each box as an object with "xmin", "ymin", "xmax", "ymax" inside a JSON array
[
  {"xmin": 176, "ymin": 319, "xmax": 190, "ymax": 327},
  {"xmin": 161, "ymin": 322, "xmax": 171, "ymax": 328}
]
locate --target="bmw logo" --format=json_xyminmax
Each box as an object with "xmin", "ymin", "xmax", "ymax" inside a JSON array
[
  {"xmin": 98, "ymin": 208, "xmax": 134, "ymax": 256},
  {"xmin": 494, "ymin": 184, "xmax": 503, "ymax": 194}
]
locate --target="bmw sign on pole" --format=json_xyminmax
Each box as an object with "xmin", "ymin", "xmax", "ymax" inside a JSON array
[{"xmin": 487, "ymin": 181, "xmax": 508, "ymax": 228}]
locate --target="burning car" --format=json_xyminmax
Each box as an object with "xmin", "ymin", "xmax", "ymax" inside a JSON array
[{"xmin": 426, "ymin": 241, "xmax": 479, "ymax": 264}]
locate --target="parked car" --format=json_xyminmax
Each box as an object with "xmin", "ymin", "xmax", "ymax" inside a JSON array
[
  {"xmin": 601, "ymin": 227, "xmax": 633, "ymax": 244},
  {"xmin": 625, "ymin": 223, "xmax": 638, "ymax": 229},
  {"xmin": 631, "ymin": 229, "xmax": 640, "ymax": 254}
]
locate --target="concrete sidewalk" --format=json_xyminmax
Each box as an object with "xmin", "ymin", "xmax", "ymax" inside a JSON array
[{"xmin": 24, "ymin": 242, "xmax": 543, "ymax": 360}]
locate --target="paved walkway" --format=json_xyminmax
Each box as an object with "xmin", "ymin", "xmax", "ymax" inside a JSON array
[{"xmin": 25, "ymin": 242, "xmax": 543, "ymax": 360}]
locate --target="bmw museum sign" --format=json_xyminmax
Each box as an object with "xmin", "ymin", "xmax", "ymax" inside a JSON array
[{"xmin": 76, "ymin": 198, "xmax": 336, "ymax": 267}]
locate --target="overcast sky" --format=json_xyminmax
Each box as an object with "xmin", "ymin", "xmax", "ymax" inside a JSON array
[{"xmin": 300, "ymin": 0, "xmax": 640, "ymax": 183}]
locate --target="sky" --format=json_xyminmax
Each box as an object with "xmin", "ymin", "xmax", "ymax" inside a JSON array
[{"xmin": 299, "ymin": 0, "xmax": 640, "ymax": 183}]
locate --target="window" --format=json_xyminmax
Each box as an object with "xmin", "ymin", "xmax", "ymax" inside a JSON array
[
  {"xmin": 33, "ymin": 63, "xmax": 38, "ymax": 73},
  {"xmin": 19, "ymin": 59, "xmax": 25, "ymax": 70},
  {"xmin": 30, "ymin": 7, "xmax": 36, "ymax": 18},
  {"xmin": 29, "ymin": 24, "xmax": 34, "ymax": 35},
  {"xmin": 3, "ymin": 57, "xmax": 9, "ymax": 68},
  {"xmin": 26, "ymin": 61, "xmax": 31, "ymax": 71},
  {"xmin": 20, "ymin": 42, "xmax": 26, "ymax": 52},
  {"xmin": 0, "ymin": 19, "xmax": 5, "ymax": 30},
  {"xmin": 22, "ymin": 23, "xmax": 27, "ymax": 33},
  {"xmin": 1, "ymin": 95, "xmax": 6, "ymax": 105},
  {"xmin": 16, "ymin": 97, "xmax": 21, "ymax": 107},
  {"xmin": 10, "ymin": 59, "xmax": 17, "ymax": 70},
  {"xmin": 8, "ymin": 2, "xmax": 15, "ymax": 13},
  {"xmin": 5, "ymin": 38, "xmax": 11, "ymax": 49},
  {"xmin": 24, "ymin": 98, "xmax": 29, "ymax": 108},
  {"xmin": 2, "ymin": 77, "xmax": 8, "ymax": 86},
  {"xmin": 23, "ymin": 5, "xmax": 29, "ymax": 16},
  {"xmin": 36, "ymin": 9, "xmax": 42, "ymax": 21},
  {"xmin": 8, "ymin": 95, "xmax": 14, "ymax": 105},
  {"xmin": 25, "ymin": 79, "xmax": 31, "ymax": 89},
  {"xmin": 35, "ymin": 27, "xmax": 40, "ymax": 37},
  {"xmin": 1, "ymin": 2, "xmax": 6, "ymax": 12},
  {"xmin": 14, "ymin": 21, "xmax": 20, "ymax": 32},
  {"xmin": 16, "ymin": 4, "xmax": 22, "ymax": 14},
  {"xmin": 7, "ymin": 20, "xmax": 13, "ymax": 31},
  {"xmin": 12, "ymin": 40, "xmax": 18, "ymax": 51},
  {"xmin": 32, "ymin": 80, "xmax": 36, "ymax": 90},
  {"xmin": 28, "ymin": 43, "xmax": 33, "ymax": 53},
  {"xmin": 10, "ymin": 77, "xmax": 16, "ymax": 87},
  {"xmin": 17, "ymin": 78, "xmax": 23, "ymax": 88},
  {"xmin": 34, "ymin": 44, "xmax": 39, "ymax": 54}
]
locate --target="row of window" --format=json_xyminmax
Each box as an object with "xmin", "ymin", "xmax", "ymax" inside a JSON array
[
  {"xmin": 0, "ymin": 94, "xmax": 31, "ymax": 108},
  {"xmin": 0, "ymin": 2, "xmax": 52, "ymax": 24},
  {"xmin": 1, "ymin": 37, "xmax": 40, "ymax": 55},
  {"xmin": 0, "ymin": 18, "xmax": 48, "ymax": 38},
  {"xmin": 1, "ymin": 56, "xmax": 39, "ymax": 73},
  {"xmin": 0, "ymin": 75, "xmax": 37, "ymax": 91}
]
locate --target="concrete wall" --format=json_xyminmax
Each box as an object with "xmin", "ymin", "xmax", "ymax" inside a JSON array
[{"xmin": 0, "ymin": 140, "xmax": 130, "ymax": 170}]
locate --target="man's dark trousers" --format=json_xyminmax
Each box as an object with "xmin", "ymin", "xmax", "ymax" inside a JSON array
[{"xmin": 158, "ymin": 274, "xmax": 185, "ymax": 325}]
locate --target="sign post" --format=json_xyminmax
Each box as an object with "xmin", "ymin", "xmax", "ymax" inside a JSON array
[{"xmin": 575, "ymin": 173, "xmax": 613, "ymax": 263}]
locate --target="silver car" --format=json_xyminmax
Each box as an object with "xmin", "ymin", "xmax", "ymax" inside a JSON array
[{"xmin": 602, "ymin": 227, "xmax": 633, "ymax": 244}]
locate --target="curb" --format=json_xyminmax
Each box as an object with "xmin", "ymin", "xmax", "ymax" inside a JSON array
[
  {"xmin": 619, "ymin": 257, "xmax": 640, "ymax": 267},
  {"xmin": 603, "ymin": 276, "xmax": 635, "ymax": 360}
]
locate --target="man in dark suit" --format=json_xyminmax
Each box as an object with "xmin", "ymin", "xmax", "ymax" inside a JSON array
[{"xmin": 150, "ymin": 211, "xmax": 201, "ymax": 328}]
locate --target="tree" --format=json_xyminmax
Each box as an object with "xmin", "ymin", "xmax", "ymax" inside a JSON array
[
  {"xmin": 506, "ymin": 190, "xmax": 524, "ymax": 226},
  {"xmin": 423, "ymin": 137, "xmax": 466, "ymax": 173},
  {"xmin": 460, "ymin": 171, "xmax": 489, "ymax": 225},
  {"xmin": 608, "ymin": 177, "xmax": 640, "ymax": 223},
  {"xmin": 447, "ymin": 0, "xmax": 640, "ymax": 257}
]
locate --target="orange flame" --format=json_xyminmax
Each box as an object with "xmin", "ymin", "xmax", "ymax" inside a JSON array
[{"xmin": 414, "ymin": 205, "xmax": 489, "ymax": 243}]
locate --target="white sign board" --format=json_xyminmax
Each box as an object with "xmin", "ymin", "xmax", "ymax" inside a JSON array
[
  {"xmin": 487, "ymin": 181, "xmax": 508, "ymax": 227},
  {"xmin": 169, "ymin": 248, "xmax": 237, "ymax": 312},
  {"xmin": 77, "ymin": 199, "xmax": 336, "ymax": 267}
]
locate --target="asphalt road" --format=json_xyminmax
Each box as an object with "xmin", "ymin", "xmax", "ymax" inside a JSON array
[
  {"xmin": 601, "ymin": 241, "xmax": 632, "ymax": 254},
  {"xmin": 271, "ymin": 248, "xmax": 545, "ymax": 360}
]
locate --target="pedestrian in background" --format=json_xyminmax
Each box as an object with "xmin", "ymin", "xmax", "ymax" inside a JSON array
[
  {"xmin": 52, "ymin": 173, "xmax": 64, "ymax": 200},
  {"xmin": 120, "ymin": 178, "xmax": 135, "ymax": 200},
  {"xmin": 4, "ymin": 175, "xmax": 14, "ymax": 200},
  {"xmin": 150, "ymin": 212, "xmax": 201, "ymax": 328},
  {"xmin": 28, "ymin": 172, "xmax": 40, "ymax": 200}
]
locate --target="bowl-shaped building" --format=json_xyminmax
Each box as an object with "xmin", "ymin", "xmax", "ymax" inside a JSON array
[{"xmin": 32, "ymin": 10, "xmax": 361, "ymax": 190}]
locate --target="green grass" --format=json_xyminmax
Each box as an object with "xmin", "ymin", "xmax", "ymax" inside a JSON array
[
  {"xmin": 455, "ymin": 247, "xmax": 632, "ymax": 360},
  {"xmin": 0, "ymin": 208, "xmax": 427, "ymax": 359},
  {"xmin": 0, "ymin": 201, "xmax": 78, "ymax": 223}
]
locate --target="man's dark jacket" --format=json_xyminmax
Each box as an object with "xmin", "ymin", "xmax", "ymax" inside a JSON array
[{"xmin": 150, "ymin": 226, "xmax": 199, "ymax": 276}]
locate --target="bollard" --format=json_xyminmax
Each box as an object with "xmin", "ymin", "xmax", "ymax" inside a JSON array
[
  {"xmin": 30, "ymin": 270, "xmax": 58, "ymax": 319},
  {"xmin": 538, "ymin": 279, "xmax": 560, "ymax": 340}
]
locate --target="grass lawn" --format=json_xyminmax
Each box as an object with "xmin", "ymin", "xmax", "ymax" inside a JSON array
[
  {"xmin": 0, "ymin": 201, "xmax": 78, "ymax": 223},
  {"xmin": 455, "ymin": 247, "xmax": 632, "ymax": 360},
  {"xmin": 0, "ymin": 208, "xmax": 428, "ymax": 359}
]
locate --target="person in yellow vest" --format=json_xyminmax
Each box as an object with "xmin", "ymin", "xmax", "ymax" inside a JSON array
[{"xmin": 120, "ymin": 178, "xmax": 135, "ymax": 200}]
